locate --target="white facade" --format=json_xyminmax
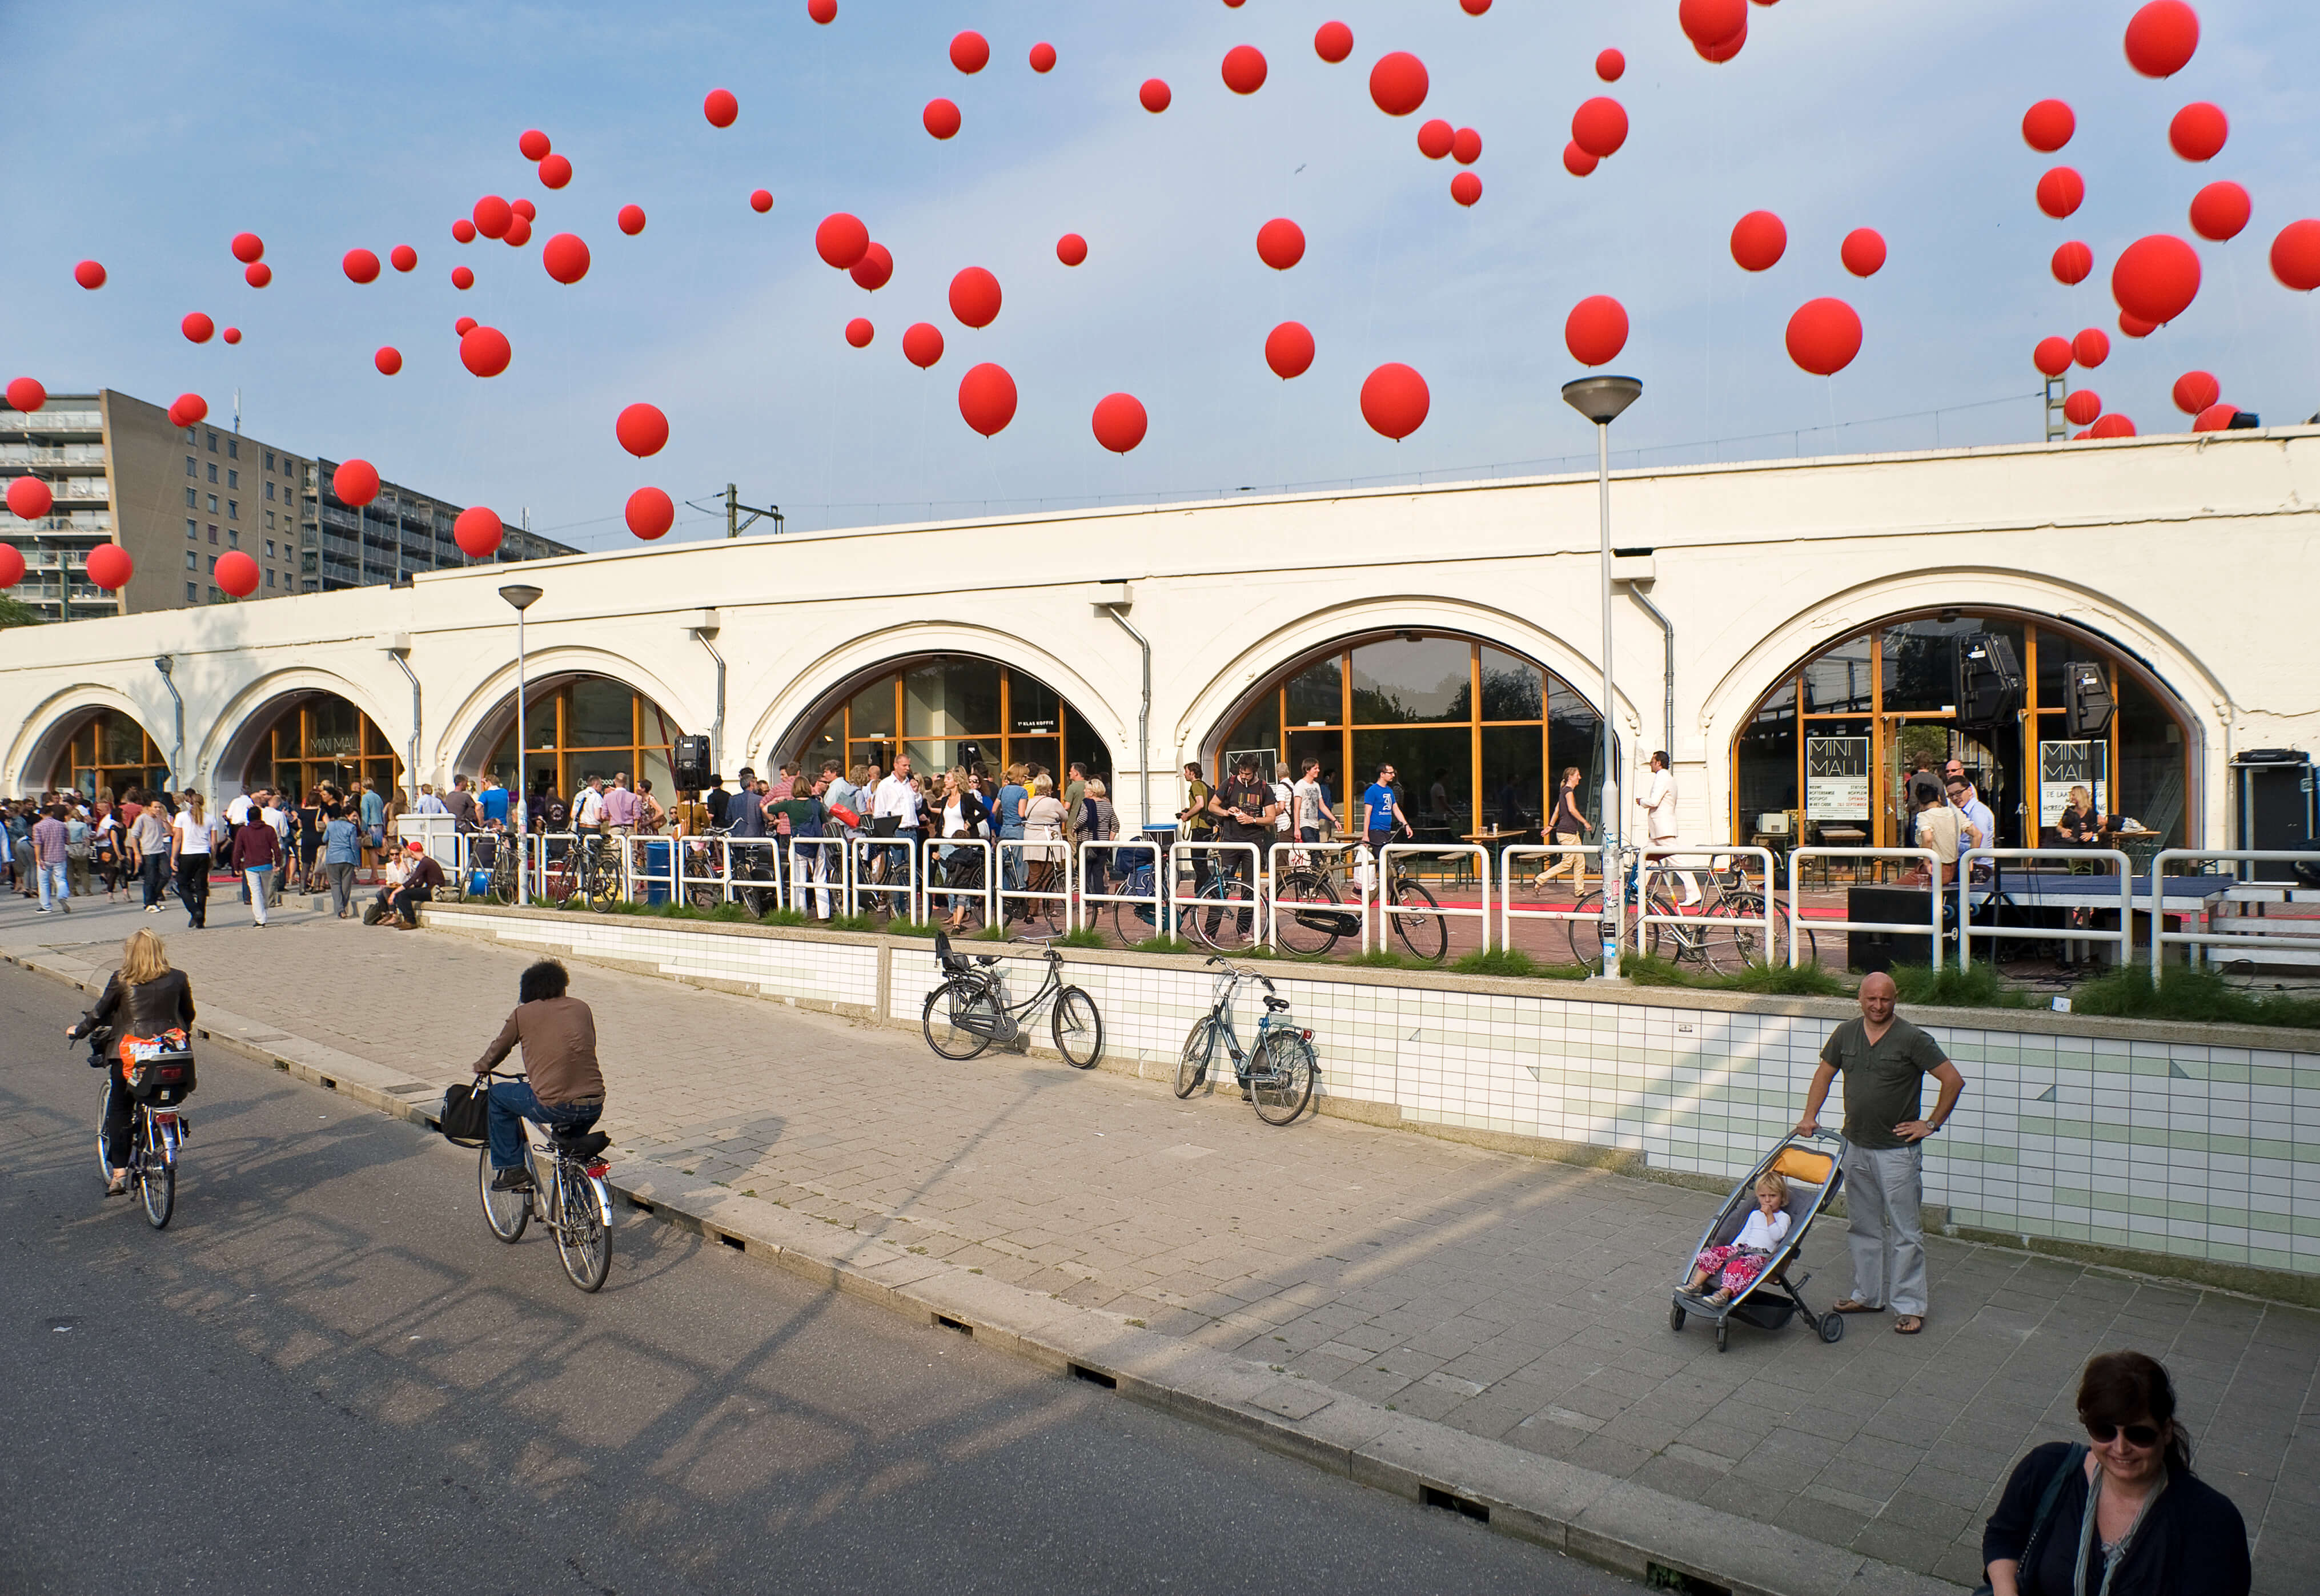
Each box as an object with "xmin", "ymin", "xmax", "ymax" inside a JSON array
[{"xmin": 6, "ymin": 425, "xmax": 2317, "ymax": 850}]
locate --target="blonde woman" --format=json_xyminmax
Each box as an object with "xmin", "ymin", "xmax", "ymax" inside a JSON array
[
  {"xmin": 66, "ymin": 928, "xmax": 197, "ymax": 1196},
  {"xmin": 1019, "ymin": 773, "xmax": 1067, "ymax": 927}
]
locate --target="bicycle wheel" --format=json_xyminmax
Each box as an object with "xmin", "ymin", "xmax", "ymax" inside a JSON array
[
  {"xmin": 1175, "ymin": 1016, "xmax": 1217, "ymax": 1099},
  {"xmin": 1109, "ymin": 891, "xmax": 1160, "ymax": 946},
  {"xmin": 97, "ymin": 1082, "xmax": 113, "ymax": 1181},
  {"xmin": 1390, "ymin": 879, "xmax": 1448, "ymax": 964},
  {"xmin": 1051, "ymin": 986, "xmax": 1105, "ymax": 1070},
  {"xmin": 138, "ymin": 1114, "xmax": 175, "ymax": 1229},
  {"xmin": 1273, "ymin": 871, "xmax": 1344, "ymax": 959},
  {"xmin": 1190, "ymin": 878, "xmax": 1259, "ymax": 952},
  {"xmin": 1728, "ymin": 895, "xmax": 1808, "ymax": 968},
  {"xmin": 1668, "ymin": 893, "xmax": 1736, "ymax": 975},
  {"xmin": 921, "ymin": 981, "xmax": 997, "ymax": 1060},
  {"xmin": 1566, "ymin": 890, "xmax": 1615, "ymax": 972},
  {"xmin": 490, "ymin": 865, "xmax": 520, "ymax": 906},
  {"xmin": 479, "ymin": 1145, "xmax": 530, "ymax": 1243},
  {"xmin": 554, "ymin": 1167, "xmax": 611, "ymax": 1293},
  {"xmin": 1249, "ymin": 1030, "xmax": 1316, "ymax": 1125}
]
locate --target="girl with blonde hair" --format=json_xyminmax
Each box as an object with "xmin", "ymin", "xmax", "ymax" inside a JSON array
[{"xmin": 66, "ymin": 929, "xmax": 198, "ymax": 1196}]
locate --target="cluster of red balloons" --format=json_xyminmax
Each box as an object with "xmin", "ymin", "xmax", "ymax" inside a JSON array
[
  {"xmin": 1678, "ymin": 0, "xmax": 1753, "ymax": 63},
  {"xmin": 1568, "ymin": 97, "xmax": 1628, "ymax": 178}
]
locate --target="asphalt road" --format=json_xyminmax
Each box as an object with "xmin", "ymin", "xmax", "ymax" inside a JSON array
[{"xmin": 0, "ymin": 963, "xmax": 1635, "ymax": 1596}]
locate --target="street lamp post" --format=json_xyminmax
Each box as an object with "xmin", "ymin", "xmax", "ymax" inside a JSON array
[
  {"xmin": 1560, "ymin": 375, "xmax": 1643, "ymax": 980},
  {"xmin": 500, "ymin": 584, "xmax": 543, "ymax": 890}
]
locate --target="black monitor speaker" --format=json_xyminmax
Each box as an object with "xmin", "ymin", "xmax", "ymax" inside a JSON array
[
  {"xmin": 1954, "ymin": 633, "xmax": 2024, "ymax": 727},
  {"xmin": 673, "ymin": 734, "xmax": 712, "ymax": 790},
  {"xmin": 2061, "ymin": 661, "xmax": 2114, "ymax": 737}
]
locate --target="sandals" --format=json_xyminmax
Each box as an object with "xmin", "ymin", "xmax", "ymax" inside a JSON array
[
  {"xmin": 1831, "ymin": 1298, "xmax": 1883, "ymax": 1314},
  {"xmin": 1893, "ymin": 1315, "xmax": 1924, "ymax": 1335}
]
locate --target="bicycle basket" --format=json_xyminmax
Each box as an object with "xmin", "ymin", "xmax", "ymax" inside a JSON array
[{"xmin": 121, "ymin": 1031, "xmax": 197, "ymax": 1104}]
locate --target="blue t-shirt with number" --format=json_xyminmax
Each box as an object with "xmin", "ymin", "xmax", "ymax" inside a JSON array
[{"xmin": 1363, "ymin": 783, "xmax": 1399, "ymax": 834}]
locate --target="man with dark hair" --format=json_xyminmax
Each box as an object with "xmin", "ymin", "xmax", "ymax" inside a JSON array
[
  {"xmin": 1207, "ymin": 753, "xmax": 1279, "ymax": 941},
  {"xmin": 470, "ymin": 959, "xmax": 607, "ymax": 1193},
  {"xmin": 387, "ymin": 839, "xmax": 445, "ymax": 929}
]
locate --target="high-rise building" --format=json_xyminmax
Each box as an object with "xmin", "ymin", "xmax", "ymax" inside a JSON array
[{"xmin": 2, "ymin": 388, "xmax": 576, "ymax": 623}]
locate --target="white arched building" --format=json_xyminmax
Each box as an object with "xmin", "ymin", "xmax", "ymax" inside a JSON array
[{"xmin": 6, "ymin": 426, "xmax": 2315, "ymax": 859}]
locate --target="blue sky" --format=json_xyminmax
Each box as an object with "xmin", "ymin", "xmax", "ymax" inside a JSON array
[{"xmin": 7, "ymin": 0, "xmax": 2317, "ymax": 548}]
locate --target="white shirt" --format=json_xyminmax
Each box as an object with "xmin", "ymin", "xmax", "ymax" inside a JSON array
[
  {"xmin": 1639, "ymin": 767, "xmax": 1678, "ymax": 841},
  {"xmin": 262, "ymin": 804, "xmax": 290, "ymax": 841},
  {"xmin": 1733, "ymin": 1208, "xmax": 1791, "ymax": 1252},
  {"xmin": 1293, "ymin": 778, "xmax": 1326, "ymax": 833},
  {"xmin": 1271, "ymin": 781, "xmax": 1294, "ymax": 833},
  {"xmin": 172, "ymin": 811, "xmax": 217, "ymax": 855},
  {"xmin": 573, "ymin": 786, "xmax": 605, "ymax": 826},
  {"xmin": 226, "ymin": 793, "xmax": 254, "ymax": 826},
  {"xmin": 414, "ymin": 793, "xmax": 449, "ymax": 814},
  {"xmin": 872, "ymin": 774, "xmax": 919, "ymax": 825}
]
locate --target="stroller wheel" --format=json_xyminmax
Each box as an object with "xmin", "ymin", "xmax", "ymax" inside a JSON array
[
  {"xmin": 1819, "ymin": 1312, "xmax": 1845, "ymax": 1344},
  {"xmin": 1715, "ymin": 1320, "xmax": 1729, "ymax": 1353},
  {"xmin": 1668, "ymin": 1300, "xmax": 1686, "ymax": 1333}
]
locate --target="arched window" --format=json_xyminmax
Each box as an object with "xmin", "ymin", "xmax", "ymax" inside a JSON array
[
  {"xmin": 1215, "ymin": 632, "xmax": 1605, "ymax": 839},
  {"xmin": 794, "ymin": 657, "xmax": 1108, "ymax": 785},
  {"xmin": 53, "ymin": 710, "xmax": 169, "ymax": 799},
  {"xmin": 252, "ymin": 694, "xmax": 400, "ymax": 803},
  {"xmin": 487, "ymin": 677, "xmax": 680, "ymax": 803}
]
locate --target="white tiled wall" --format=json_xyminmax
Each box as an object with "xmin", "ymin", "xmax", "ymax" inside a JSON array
[{"xmin": 449, "ymin": 911, "xmax": 882, "ymax": 1014}]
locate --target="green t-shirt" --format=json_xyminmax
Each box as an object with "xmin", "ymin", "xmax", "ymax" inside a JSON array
[{"xmin": 1819, "ymin": 1015, "xmax": 1948, "ymax": 1151}]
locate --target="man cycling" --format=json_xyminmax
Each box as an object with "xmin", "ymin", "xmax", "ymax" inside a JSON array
[{"xmin": 470, "ymin": 959, "xmax": 606, "ymax": 1192}]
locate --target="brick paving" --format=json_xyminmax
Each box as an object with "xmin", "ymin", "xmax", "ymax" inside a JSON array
[{"xmin": 7, "ymin": 887, "xmax": 2314, "ymax": 1591}]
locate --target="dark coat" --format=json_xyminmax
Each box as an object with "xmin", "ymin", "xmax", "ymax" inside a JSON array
[{"xmin": 1982, "ymin": 1441, "xmax": 2251, "ymax": 1596}]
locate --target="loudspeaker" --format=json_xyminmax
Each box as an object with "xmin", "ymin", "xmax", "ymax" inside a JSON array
[
  {"xmin": 2060, "ymin": 660, "xmax": 2114, "ymax": 737},
  {"xmin": 1954, "ymin": 633, "xmax": 2024, "ymax": 728},
  {"xmin": 1847, "ymin": 886, "xmax": 1936, "ymax": 975},
  {"xmin": 673, "ymin": 734, "xmax": 712, "ymax": 790}
]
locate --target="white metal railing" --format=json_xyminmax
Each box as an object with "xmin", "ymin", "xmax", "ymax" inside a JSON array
[
  {"xmin": 674, "ymin": 833, "xmax": 733, "ymax": 908},
  {"xmin": 1167, "ymin": 839, "xmax": 1263, "ymax": 944},
  {"xmin": 1786, "ymin": 847, "xmax": 1946, "ymax": 970},
  {"xmin": 1956, "ymin": 848, "xmax": 2132, "ymax": 969},
  {"xmin": 1635, "ymin": 846, "xmax": 1777, "ymax": 964},
  {"xmin": 922, "ymin": 835, "xmax": 994, "ymax": 927},
  {"xmin": 848, "ymin": 833, "xmax": 920, "ymax": 922},
  {"xmin": 790, "ymin": 836, "xmax": 846, "ymax": 918},
  {"xmin": 1379, "ymin": 842, "xmax": 1490, "ymax": 954},
  {"xmin": 2148, "ymin": 850, "xmax": 2320, "ymax": 974},
  {"xmin": 534, "ymin": 830, "xmax": 582, "ymax": 904},
  {"xmin": 1498, "ymin": 845, "xmax": 1604, "ymax": 956},
  {"xmin": 998, "ymin": 836, "xmax": 1071, "ymax": 928},
  {"xmin": 1267, "ymin": 839, "xmax": 1368, "ymax": 954},
  {"xmin": 1077, "ymin": 837, "xmax": 1162, "ymax": 937}
]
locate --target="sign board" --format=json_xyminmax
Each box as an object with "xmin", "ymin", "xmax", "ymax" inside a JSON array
[
  {"xmin": 2038, "ymin": 740, "xmax": 2108, "ymax": 826},
  {"xmin": 1805, "ymin": 735, "xmax": 1871, "ymax": 821}
]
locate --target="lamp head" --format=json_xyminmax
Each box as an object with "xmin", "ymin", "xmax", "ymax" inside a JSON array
[
  {"xmin": 1561, "ymin": 375, "xmax": 1643, "ymax": 426},
  {"xmin": 499, "ymin": 583, "xmax": 544, "ymax": 612}
]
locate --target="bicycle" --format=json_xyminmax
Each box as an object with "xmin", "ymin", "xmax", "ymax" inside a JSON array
[
  {"xmin": 1104, "ymin": 837, "xmax": 1167, "ymax": 945},
  {"xmin": 1175, "ymin": 956, "xmax": 1317, "ymax": 1125},
  {"xmin": 1267, "ymin": 841, "xmax": 1448, "ymax": 963},
  {"xmin": 1565, "ymin": 851, "xmax": 1811, "ymax": 974},
  {"xmin": 1179, "ymin": 848, "xmax": 1266, "ymax": 954},
  {"xmin": 921, "ymin": 929, "xmax": 1104, "ymax": 1068},
  {"xmin": 83, "ymin": 1031, "xmax": 187, "ymax": 1230},
  {"xmin": 475, "ymin": 1070, "xmax": 614, "ymax": 1292},
  {"xmin": 480, "ymin": 832, "xmax": 522, "ymax": 906}
]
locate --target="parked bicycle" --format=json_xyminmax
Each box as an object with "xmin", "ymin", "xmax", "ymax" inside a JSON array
[
  {"xmin": 922, "ymin": 930, "xmax": 1105, "ymax": 1068},
  {"xmin": 475, "ymin": 1068, "xmax": 614, "ymax": 1292},
  {"xmin": 1176, "ymin": 956, "xmax": 1317, "ymax": 1124},
  {"xmin": 1564, "ymin": 850, "xmax": 1808, "ymax": 974},
  {"xmin": 1105, "ymin": 836, "xmax": 1167, "ymax": 945},
  {"xmin": 1264, "ymin": 841, "xmax": 1449, "ymax": 963}
]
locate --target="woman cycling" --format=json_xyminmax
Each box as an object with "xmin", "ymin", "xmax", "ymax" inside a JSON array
[{"xmin": 66, "ymin": 928, "xmax": 197, "ymax": 1197}]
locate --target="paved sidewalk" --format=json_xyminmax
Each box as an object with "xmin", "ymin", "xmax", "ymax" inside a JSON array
[{"xmin": 8, "ymin": 891, "xmax": 2314, "ymax": 1590}]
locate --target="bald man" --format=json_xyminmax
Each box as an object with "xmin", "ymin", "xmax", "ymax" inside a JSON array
[{"xmin": 1795, "ymin": 972, "xmax": 1965, "ymax": 1336}]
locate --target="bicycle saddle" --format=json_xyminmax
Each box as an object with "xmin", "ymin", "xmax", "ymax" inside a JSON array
[
  {"xmin": 552, "ymin": 1129, "xmax": 612, "ymax": 1160},
  {"xmin": 974, "ymin": 954, "xmax": 1001, "ymax": 966},
  {"xmin": 1263, "ymin": 995, "xmax": 1291, "ymax": 1011}
]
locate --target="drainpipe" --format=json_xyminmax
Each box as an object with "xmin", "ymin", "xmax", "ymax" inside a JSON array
[
  {"xmin": 1095, "ymin": 584, "xmax": 1151, "ymax": 831},
  {"xmin": 384, "ymin": 634, "xmax": 420, "ymax": 799},
  {"xmin": 690, "ymin": 610, "xmax": 726, "ymax": 776},
  {"xmin": 1623, "ymin": 582, "xmax": 1675, "ymax": 758},
  {"xmin": 153, "ymin": 656, "xmax": 184, "ymax": 791}
]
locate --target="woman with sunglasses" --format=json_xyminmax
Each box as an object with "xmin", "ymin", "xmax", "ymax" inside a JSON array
[{"xmin": 1980, "ymin": 1350, "xmax": 2249, "ymax": 1595}]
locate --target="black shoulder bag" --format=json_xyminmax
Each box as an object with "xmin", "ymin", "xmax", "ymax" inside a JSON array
[
  {"xmin": 1973, "ymin": 1442, "xmax": 2087, "ymax": 1596},
  {"xmin": 440, "ymin": 1080, "xmax": 491, "ymax": 1146}
]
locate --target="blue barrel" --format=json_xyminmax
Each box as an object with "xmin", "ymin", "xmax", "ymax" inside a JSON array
[{"xmin": 641, "ymin": 838, "xmax": 673, "ymax": 904}]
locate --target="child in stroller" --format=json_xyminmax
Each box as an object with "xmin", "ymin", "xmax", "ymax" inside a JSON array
[{"xmin": 1683, "ymin": 1170, "xmax": 1791, "ymax": 1304}]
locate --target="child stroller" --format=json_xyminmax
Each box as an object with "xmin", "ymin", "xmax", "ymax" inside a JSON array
[{"xmin": 1671, "ymin": 1129, "xmax": 1848, "ymax": 1353}]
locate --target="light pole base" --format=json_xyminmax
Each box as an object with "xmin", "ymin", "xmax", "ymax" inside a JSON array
[{"xmin": 1586, "ymin": 974, "xmax": 1633, "ymax": 987}]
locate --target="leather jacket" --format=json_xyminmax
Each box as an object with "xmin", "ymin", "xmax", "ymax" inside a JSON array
[{"xmin": 74, "ymin": 969, "xmax": 198, "ymax": 1044}]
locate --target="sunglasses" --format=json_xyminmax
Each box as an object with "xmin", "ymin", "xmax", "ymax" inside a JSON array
[{"xmin": 2085, "ymin": 1419, "xmax": 2162, "ymax": 1448}]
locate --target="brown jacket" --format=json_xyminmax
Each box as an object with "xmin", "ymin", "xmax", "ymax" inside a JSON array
[{"xmin": 471, "ymin": 996, "xmax": 605, "ymax": 1107}]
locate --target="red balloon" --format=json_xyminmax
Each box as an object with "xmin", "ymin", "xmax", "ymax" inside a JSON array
[
  {"xmin": 1460, "ymin": 0, "xmax": 1491, "ymax": 12},
  {"xmin": 6, "ymin": 377, "xmax": 45, "ymax": 413},
  {"xmin": 1139, "ymin": 78, "xmax": 1171, "ymax": 113},
  {"xmin": 627, "ymin": 487, "xmax": 675, "ymax": 540},
  {"xmin": 1265, "ymin": 321, "xmax": 1315, "ymax": 380},
  {"xmin": 2192, "ymin": 402, "xmax": 2236, "ymax": 432},
  {"xmin": 903, "ymin": 323, "xmax": 945, "ymax": 369},
  {"xmin": 519, "ymin": 129, "xmax": 551, "ymax": 161},
  {"xmin": 1222, "ymin": 45, "xmax": 1268, "ymax": 94},
  {"xmin": 618, "ymin": 203, "xmax": 647, "ymax": 236},
  {"xmin": 616, "ymin": 403, "xmax": 669, "ymax": 458},
  {"xmin": 1451, "ymin": 127, "xmax": 1483, "ymax": 165},
  {"xmin": 504, "ymin": 214, "xmax": 533, "ymax": 247},
  {"xmin": 222, "ymin": 326, "xmax": 242, "ymax": 345},
  {"xmin": 950, "ymin": 30, "xmax": 989, "ymax": 74},
  {"xmin": 2270, "ymin": 219, "xmax": 2320, "ymax": 291},
  {"xmin": 1564, "ymin": 295, "xmax": 1629, "ymax": 367},
  {"xmin": 245, "ymin": 263, "xmax": 272, "ymax": 288},
  {"xmin": 1840, "ymin": 228, "xmax": 1887, "ymax": 278},
  {"xmin": 455, "ymin": 316, "xmax": 477, "ymax": 336},
  {"xmin": 2124, "ymin": 1, "xmax": 2198, "ymax": 78},
  {"xmin": 460, "ymin": 325, "xmax": 513, "ymax": 378},
  {"xmin": 182, "ymin": 312, "xmax": 215, "ymax": 344},
  {"xmin": 2112, "ymin": 234, "xmax": 2201, "ymax": 324},
  {"xmin": 332, "ymin": 460, "xmax": 380, "ymax": 508},
  {"xmin": 7, "ymin": 476, "xmax": 53, "ymax": 520},
  {"xmin": 2172, "ymin": 370, "xmax": 2219, "ymax": 414},
  {"xmin": 1368, "ymin": 52, "xmax": 1428, "ymax": 116},
  {"xmin": 704, "ymin": 88, "xmax": 739, "ymax": 127},
  {"xmin": 453, "ymin": 506, "xmax": 503, "ymax": 558},
  {"xmin": 168, "ymin": 393, "xmax": 207, "ymax": 427},
  {"xmin": 231, "ymin": 232, "xmax": 264, "ymax": 264},
  {"xmin": 1563, "ymin": 142, "xmax": 1599, "ymax": 178},
  {"xmin": 513, "ymin": 198, "xmax": 537, "ymax": 221},
  {"xmin": 949, "ymin": 266, "xmax": 1002, "ymax": 328},
  {"xmin": 2063, "ymin": 390, "xmax": 2102, "ymax": 426},
  {"xmin": 749, "ymin": 188, "xmax": 774, "ymax": 214},
  {"xmin": 1596, "ymin": 49, "xmax": 1625, "ymax": 82},
  {"xmin": 1731, "ymin": 210, "xmax": 1787, "ymax": 272},
  {"xmin": 1417, "ymin": 119, "xmax": 1453, "ymax": 159},
  {"xmin": 452, "ymin": 218, "xmax": 477, "ymax": 244},
  {"xmin": 1029, "ymin": 41, "xmax": 1056, "ymax": 73},
  {"xmin": 215, "ymin": 550, "xmax": 259, "ymax": 598},
  {"xmin": 1360, "ymin": 364, "xmax": 1430, "ymax": 441},
  {"xmin": 2072, "ymin": 327, "xmax": 2111, "ymax": 368},
  {"xmin": 808, "ymin": 0, "xmax": 836, "ymax": 22},
  {"xmin": 374, "ymin": 346, "xmax": 402, "ymax": 376},
  {"xmin": 475, "ymin": 196, "xmax": 513, "ymax": 239},
  {"xmin": 924, "ymin": 98, "xmax": 962, "ymax": 139},
  {"xmin": 1693, "ymin": 13, "xmax": 1747, "ymax": 64},
  {"xmin": 388, "ymin": 243, "xmax": 417, "ymax": 274},
  {"xmin": 2033, "ymin": 336, "xmax": 2073, "ymax": 377},
  {"xmin": 845, "ymin": 317, "xmax": 874, "ymax": 349},
  {"xmin": 2118, "ymin": 311, "xmax": 2157, "ymax": 339},
  {"xmin": 343, "ymin": 248, "xmax": 381, "ymax": 284},
  {"xmin": 2052, "ymin": 240, "xmax": 2094, "ymax": 286},
  {"xmin": 1450, "ymin": 171, "xmax": 1482, "ymax": 207},
  {"xmin": 1679, "ymin": 0, "xmax": 1747, "ymax": 49},
  {"xmin": 73, "ymin": 260, "xmax": 106, "ymax": 290},
  {"xmin": 452, "ymin": 266, "xmax": 476, "ymax": 291},
  {"xmin": 0, "ymin": 544, "xmax": 21, "ymax": 586},
  {"xmin": 1055, "ymin": 233, "xmax": 1088, "ymax": 267},
  {"xmin": 816, "ymin": 213, "xmax": 870, "ymax": 270},
  {"xmin": 1091, "ymin": 393, "xmax": 1149, "ymax": 454},
  {"xmin": 1314, "ymin": 21, "xmax": 1354, "ymax": 63},
  {"xmin": 539, "ymin": 154, "xmax": 573, "ymax": 190},
  {"xmin": 1572, "ymin": 98, "xmax": 1628, "ymax": 159},
  {"xmin": 1786, "ymin": 299, "xmax": 1864, "ymax": 376},
  {"xmin": 2089, "ymin": 413, "xmax": 2137, "ymax": 439},
  {"xmin": 2169, "ymin": 102, "xmax": 2226, "ymax": 163},
  {"xmin": 2021, "ymin": 100, "xmax": 2075, "ymax": 153},
  {"xmin": 2189, "ymin": 182, "xmax": 2250, "ymax": 243},
  {"xmin": 85, "ymin": 544, "xmax": 133, "ymax": 590},
  {"xmin": 536, "ymin": 232, "xmax": 588, "ymax": 286},
  {"xmin": 1256, "ymin": 218, "xmax": 1306, "ymax": 271},
  {"xmin": 958, "ymin": 363, "xmax": 1018, "ymax": 437},
  {"xmin": 2036, "ymin": 167, "xmax": 2084, "ymax": 219},
  {"xmin": 850, "ymin": 242, "xmax": 893, "ymax": 290}
]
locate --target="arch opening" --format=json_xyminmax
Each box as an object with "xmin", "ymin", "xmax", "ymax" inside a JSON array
[
  {"xmin": 238, "ymin": 692, "xmax": 403, "ymax": 804},
  {"xmin": 467, "ymin": 673, "xmax": 685, "ymax": 810},
  {"xmin": 781, "ymin": 654, "xmax": 1110, "ymax": 787},
  {"xmin": 41, "ymin": 707, "xmax": 171, "ymax": 800}
]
